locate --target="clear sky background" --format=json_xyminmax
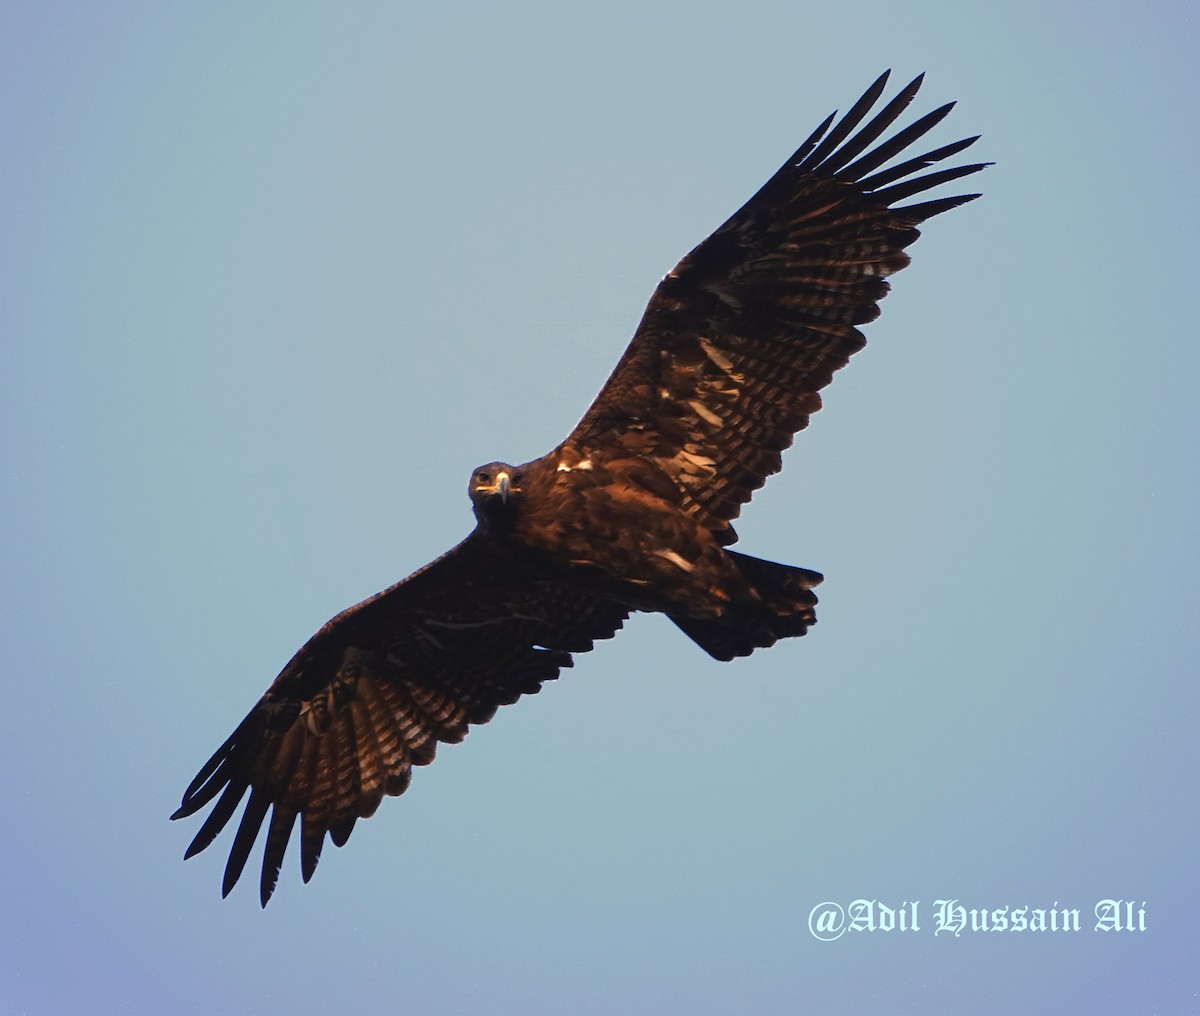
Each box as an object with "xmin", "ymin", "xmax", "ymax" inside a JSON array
[{"xmin": 3, "ymin": 2, "xmax": 1198, "ymax": 1014}]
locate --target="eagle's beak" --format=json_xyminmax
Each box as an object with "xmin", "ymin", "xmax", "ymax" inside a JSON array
[{"xmin": 497, "ymin": 471, "xmax": 511, "ymax": 504}]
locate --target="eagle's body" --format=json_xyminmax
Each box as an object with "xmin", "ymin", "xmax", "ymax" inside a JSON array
[
  {"xmin": 473, "ymin": 454, "xmax": 816, "ymax": 634},
  {"xmin": 174, "ymin": 71, "xmax": 987, "ymax": 904}
]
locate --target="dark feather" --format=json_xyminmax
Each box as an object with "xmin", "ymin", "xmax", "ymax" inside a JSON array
[
  {"xmin": 855, "ymin": 135, "xmax": 981, "ymax": 191},
  {"xmin": 815, "ymin": 74, "xmax": 927, "ymax": 176},
  {"xmin": 839, "ymin": 100, "xmax": 956, "ymax": 179},
  {"xmin": 259, "ymin": 803, "xmax": 297, "ymax": 907},
  {"xmin": 797, "ymin": 69, "xmax": 897, "ymax": 172},
  {"xmin": 223, "ymin": 789, "xmax": 270, "ymax": 898}
]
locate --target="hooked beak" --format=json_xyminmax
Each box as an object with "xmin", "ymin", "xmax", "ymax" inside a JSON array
[{"xmin": 496, "ymin": 471, "xmax": 511, "ymax": 504}]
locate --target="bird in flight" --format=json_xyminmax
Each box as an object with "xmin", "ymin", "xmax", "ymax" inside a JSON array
[{"xmin": 174, "ymin": 70, "xmax": 986, "ymax": 905}]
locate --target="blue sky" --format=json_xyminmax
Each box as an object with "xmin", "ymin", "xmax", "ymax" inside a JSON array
[{"xmin": 3, "ymin": 2, "xmax": 1198, "ymax": 1013}]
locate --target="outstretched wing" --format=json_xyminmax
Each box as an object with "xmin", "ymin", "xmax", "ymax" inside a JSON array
[
  {"xmin": 566, "ymin": 71, "xmax": 987, "ymax": 537},
  {"xmin": 172, "ymin": 534, "xmax": 628, "ymax": 905}
]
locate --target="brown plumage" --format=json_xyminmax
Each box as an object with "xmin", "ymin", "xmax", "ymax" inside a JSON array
[{"xmin": 174, "ymin": 70, "xmax": 987, "ymax": 904}]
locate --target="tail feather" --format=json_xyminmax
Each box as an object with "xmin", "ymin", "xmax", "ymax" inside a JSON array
[{"xmin": 670, "ymin": 551, "xmax": 822, "ymax": 661}]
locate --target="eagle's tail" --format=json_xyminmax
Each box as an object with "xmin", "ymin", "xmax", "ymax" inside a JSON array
[{"xmin": 670, "ymin": 552, "xmax": 823, "ymax": 661}]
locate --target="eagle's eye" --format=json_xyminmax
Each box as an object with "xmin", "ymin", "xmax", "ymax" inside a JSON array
[
  {"xmin": 476, "ymin": 471, "xmax": 491, "ymax": 484},
  {"xmin": 512, "ymin": 472, "xmax": 524, "ymax": 485}
]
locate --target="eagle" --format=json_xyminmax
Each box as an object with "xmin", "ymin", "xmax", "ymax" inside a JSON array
[{"xmin": 174, "ymin": 70, "xmax": 986, "ymax": 905}]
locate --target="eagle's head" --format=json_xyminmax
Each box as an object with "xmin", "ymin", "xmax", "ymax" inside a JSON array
[{"xmin": 469, "ymin": 461, "xmax": 524, "ymax": 528}]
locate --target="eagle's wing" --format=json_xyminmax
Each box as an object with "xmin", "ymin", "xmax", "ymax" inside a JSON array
[
  {"xmin": 172, "ymin": 533, "xmax": 628, "ymax": 905},
  {"xmin": 566, "ymin": 71, "xmax": 987, "ymax": 536}
]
